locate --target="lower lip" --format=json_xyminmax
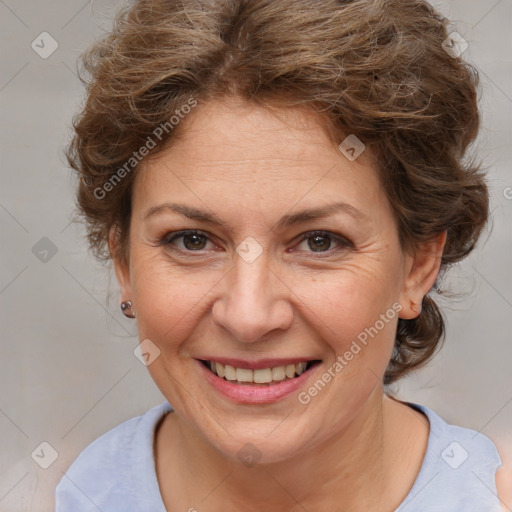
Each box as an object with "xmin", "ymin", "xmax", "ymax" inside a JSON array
[{"xmin": 197, "ymin": 360, "xmax": 320, "ymax": 404}]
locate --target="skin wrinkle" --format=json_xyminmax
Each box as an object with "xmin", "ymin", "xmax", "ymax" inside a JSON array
[
  {"xmin": 65, "ymin": 0, "xmax": 509, "ymax": 505},
  {"xmin": 113, "ymin": 99, "xmax": 441, "ymax": 511}
]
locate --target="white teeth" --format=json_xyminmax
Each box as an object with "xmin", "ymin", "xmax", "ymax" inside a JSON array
[
  {"xmin": 236, "ymin": 368, "xmax": 253, "ymax": 382},
  {"xmin": 285, "ymin": 364, "xmax": 296, "ymax": 379},
  {"xmin": 271, "ymin": 366, "xmax": 286, "ymax": 381},
  {"xmin": 224, "ymin": 364, "xmax": 237, "ymax": 381},
  {"xmin": 208, "ymin": 361, "xmax": 312, "ymax": 384},
  {"xmin": 253, "ymin": 368, "xmax": 272, "ymax": 383},
  {"xmin": 296, "ymin": 362, "xmax": 307, "ymax": 375}
]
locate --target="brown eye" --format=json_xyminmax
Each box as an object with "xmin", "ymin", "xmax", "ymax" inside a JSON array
[
  {"xmin": 307, "ymin": 233, "xmax": 333, "ymax": 252},
  {"xmin": 294, "ymin": 230, "xmax": 352, "ymax": 255},
  {"xmin": 181, "ymin": 233, "xmax": 208, "ymax": 250},
  {"xmin": 163, "ymin": 230, "xmax": 213, "ymax": 251}
]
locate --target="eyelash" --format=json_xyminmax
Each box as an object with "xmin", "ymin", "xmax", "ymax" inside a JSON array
[{"xmin": 160, "ymin": 229, "xmax": 353, "ymax": 257}]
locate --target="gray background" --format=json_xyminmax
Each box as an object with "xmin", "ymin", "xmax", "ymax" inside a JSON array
[{"xmin": 0, "ymin": 0, "xmax": 511, "ymax": 510}]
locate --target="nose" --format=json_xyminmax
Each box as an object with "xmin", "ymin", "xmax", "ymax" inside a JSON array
[{"xmin": 211, "ymin": 251, "xmax": 294, "ymax": 343}]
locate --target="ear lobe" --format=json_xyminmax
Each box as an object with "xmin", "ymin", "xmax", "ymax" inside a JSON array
[
  {"xmin": 109, "ymin": 225, "xmax": 132, "ymax": 302},
  {"xmin": 399, "ymin": 231, "xmax": 447, "ymax": 320}
]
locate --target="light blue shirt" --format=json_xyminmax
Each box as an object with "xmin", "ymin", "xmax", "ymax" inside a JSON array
[{"xmin": 55, "ymin": 401, "xmax": 502, "ymax": 511}]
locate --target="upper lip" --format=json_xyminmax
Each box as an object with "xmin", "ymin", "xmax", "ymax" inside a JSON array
[{"xmin": 197, "ymin": 357, "xmax": 320, "ymax": 370}]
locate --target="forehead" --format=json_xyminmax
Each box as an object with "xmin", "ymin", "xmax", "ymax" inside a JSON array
[{"xmin": 133, "ymin": 98, "xmax": 385, "ymax": 220}]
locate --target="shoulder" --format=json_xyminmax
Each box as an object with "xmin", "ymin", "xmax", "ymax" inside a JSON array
[
  {"xmin": 55, "ymin": 401, "xmax": 171, "ymax": 512},
  {"xmin": 416, "ymin": 403, "xmax": 502, "ymax": 473},
  {"xmin": 397, "ymin": 403, "xmax": 503, "ymax": 511}
]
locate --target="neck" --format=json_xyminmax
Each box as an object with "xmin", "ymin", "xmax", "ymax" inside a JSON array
[{"xmin": 156, "ymin": 388, "xmax": 420, "ymax": 511}]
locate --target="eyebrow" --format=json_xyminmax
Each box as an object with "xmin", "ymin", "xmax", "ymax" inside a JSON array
[{"xmin": 143, "ymin": 201, "xmax": 366, "ymax": 230}]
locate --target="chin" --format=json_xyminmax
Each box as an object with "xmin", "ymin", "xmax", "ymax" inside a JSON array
[{"xmin": 211, "ymin": 424, "xmax": 314, "ymax": 466}]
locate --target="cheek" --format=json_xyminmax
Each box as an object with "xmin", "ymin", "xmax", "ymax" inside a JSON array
[
  {"xmin": 129, "ymin": 237, "xmax": 403, "ymax": 358},
  {"xmin": 295, "ymin": 258, "xmax": 401, "ymax": 346},
  {"xmin": 292, "ymin": 270, "xmax": 400, "ymax": 433},
  {"xmin": 130, "ymin": 254, "xmax": 220, "ymax": 349},
  {"xmin": 308, "ymin": 286, "xmax": 397, "ymax": 379}
]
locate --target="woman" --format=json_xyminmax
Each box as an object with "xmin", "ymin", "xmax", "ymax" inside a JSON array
[{"xmin": 55, "ymin": 0, "xmax": 507, "ymax": 510}]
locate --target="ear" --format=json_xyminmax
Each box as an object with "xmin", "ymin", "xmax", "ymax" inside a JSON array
[
  {"xmin": 398, "ymin": 231, "xmax": 447, "ymax": 320},
  {"xmin": 109, "ymin": 225, "xmax": 132, "ymax": 304}
]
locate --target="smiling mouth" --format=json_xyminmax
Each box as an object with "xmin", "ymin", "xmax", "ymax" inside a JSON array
[{"xmin": 200, "ymin": 360, "xmax": 321, "ymax": 386}]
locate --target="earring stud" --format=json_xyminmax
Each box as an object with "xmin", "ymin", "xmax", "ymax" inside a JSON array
[{"xmin": 121, "ymin": 300, "xmax": 136, "ymax": 318}]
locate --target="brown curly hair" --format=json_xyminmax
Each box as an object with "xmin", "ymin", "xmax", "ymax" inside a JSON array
[{"xmin": 66, "ymin": 0, "xmax": 489, "ymax": 384}]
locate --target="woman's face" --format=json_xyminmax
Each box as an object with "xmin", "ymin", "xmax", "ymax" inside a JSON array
[{"xmin": 115, "ymin": 98, "xmax": 433, "ymax": 463}]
